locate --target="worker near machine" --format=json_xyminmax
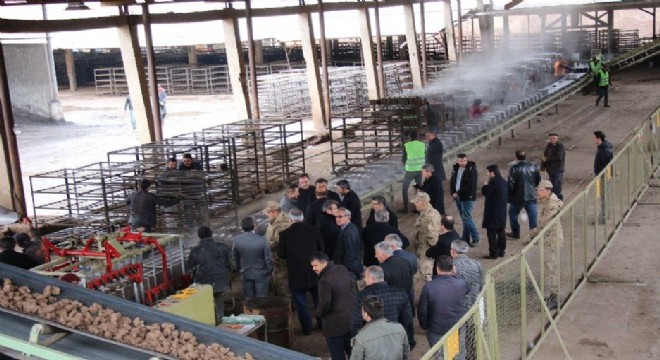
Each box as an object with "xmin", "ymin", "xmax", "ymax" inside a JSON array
[
  {"xmin": 187, "ymin": 226, "xmax": 231, "ymax": 324},
  {"xmin": 126, "ymin": 179, "xmax": 180, "ymax": 232},
  {"xmin": 232, "ymin": 216, "xmax": 273, "ymax": 300},
  {"xmin": 595, "ymin": 65, "xmax": 611, "ymax": 108},
  {"xmin": 468, "ymin": 99, "xmax": 489, "ymax": 120},
  {"xmin": 14, "ymin": 232, "xmax": 45, "ymax": 265},
  {"xmin": 553, "ymin": 56, "xmax": 568, "ymax": 80},
  {"xmin": 336, "ymin": 180, "xmax": 362, "ymax": 232},
  {"xmin": 0, "ymin": 236, "xmax": 36, "ymax": 270},
  {"xmin": 177, "ymin": 153, "xmax": 203, "ymax": 171},
  {"xmin": 401, "ymin": 132, "xmax": 425, "ymax": 213}
]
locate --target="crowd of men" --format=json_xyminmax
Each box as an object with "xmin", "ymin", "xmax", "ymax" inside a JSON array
[{"xmin": 0, "ymin": 128, "xmax": 615, "ymax": 359}]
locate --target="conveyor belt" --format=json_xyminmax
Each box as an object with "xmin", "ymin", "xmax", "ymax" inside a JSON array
[
  {"xmin": 0, "ymin": 263, "xmax": 315, "ymax": 360},
  {"xmin": 0, "ymin": 310, "xmax": 167, "ymax": 360}
]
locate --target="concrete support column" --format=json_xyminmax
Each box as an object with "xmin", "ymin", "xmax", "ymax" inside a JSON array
[
  {"xmin": 456, "ymin": 0, "xmax": 463, "ymax": 60},
  {"xmin": 503, "ymin": 15, "xmax": 510, "ymax": 51},
  {"xmin": 223, "ymin": 16, "xmax": 251, "ymax": 120},
  {"xmin": 358, "ymin": 5, "xmax": 380, "ymax": 100},
  {"xmin": 0, "ymin": 44, "xmax": 27, "ymax": 218},
  {"xmin": 420, "ymin": 0, "xmax": 427, "ymax": 86},
  {"xmin": 254, "ymin": 40, "xmax": 264, "ymax": 65},
  {"xmin": 607, "ymin": 9, "xmax": 614, "ymax": 56},
  {"xmin": 318, "ymin": 0, "xmax": 331, "ymax": 127},
  {"xmin": 476, "ymin": 0, "xmax": 492, "ymax": 52},
  {"xmin": 117, "ymin": 24, "xmax": 157, "ymax": 144},
  {"xmin": 142, "ymin": 5, "xmax": 163, "ymax": 142},
  {"xmin": 540, "ymin": 14, "xmax": 547, "ymax": 51},
  {"xmin": 188, "ymin": 46, "xmax": 198, "ymax": 65},
  {"xmin": 403, "ymin": 2, "xmax": 422, "ymax": 89},
  {"xmin": 245, "ymin": 0, "xmax": 260, "ymax": 119},
  {"xmin": 64, "ymin": 49, "xmax": 77, "ymax": 91},
  {"xmin": 373, "ymin": 0, "xmax": 386, "ymax": 97},
  {"xmin": 443, "ymin": 0, "xmax": 457, "ymax": 62},
  {"xmin": 298, "ymin": 10, "xmax": 326, "ymax": 129}
]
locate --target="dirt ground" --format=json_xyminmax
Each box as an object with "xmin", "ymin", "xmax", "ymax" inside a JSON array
[{"xmin": 10, "ymin": 63, "xmax": 660, "ymax": 359}]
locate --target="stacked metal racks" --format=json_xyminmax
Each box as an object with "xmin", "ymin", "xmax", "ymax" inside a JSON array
[{"xmin": 203, "ymin": 118, "xmax": 305, "ymax": 194}]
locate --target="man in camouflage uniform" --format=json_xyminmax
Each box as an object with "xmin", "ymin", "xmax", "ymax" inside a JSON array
[
  {"xmin": 264, "ymin": 201, "xmax": 291, "ymax": 296},
  {"xmin": 411, "ymin": 193, "xmax": 442, "ymax": 282},
  {"xmin": 530, "ymin": 180, "xmax": 563, "ymax": 310}
]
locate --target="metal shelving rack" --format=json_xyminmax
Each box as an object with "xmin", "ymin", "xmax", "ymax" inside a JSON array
[
  {"xmin": 203, "ymin": 118, "xmax": 305, "ymax": 194},
  {"xmin": 329, "ymin": 112, "xmax": 402, "ymax": 174}
]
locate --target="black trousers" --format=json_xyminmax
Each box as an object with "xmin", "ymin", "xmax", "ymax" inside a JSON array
[{"xmin": 487, "ymin": 228, "xmax": 506, "ymax": 256}]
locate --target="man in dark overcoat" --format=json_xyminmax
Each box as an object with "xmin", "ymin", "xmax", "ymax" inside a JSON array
[
  {"xmin": 278, "ymin": 209, "xmax": 324, "ymax": 335},
  {"xmin": 481, "ymin": 164, "xmax": 508, "ymax": 258}
]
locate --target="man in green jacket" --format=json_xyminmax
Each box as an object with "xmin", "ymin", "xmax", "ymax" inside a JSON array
[
  {"xmin": 401, "ymin": 132, "xmax": 426, "ymax": 213},
  {"xmin": 350, "ymin": 295, "xmax": 410, "ymax": 360},
  {"xmin": 595, "ymin": 66, "xmax": 611, "ymax": 107}
]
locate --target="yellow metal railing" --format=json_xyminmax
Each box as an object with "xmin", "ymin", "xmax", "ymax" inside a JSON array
[{"xmin": 421, "ymin": 106, "xmax": 660, "ymax": 360}]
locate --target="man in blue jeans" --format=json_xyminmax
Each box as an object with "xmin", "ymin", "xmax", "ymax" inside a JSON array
[
  {"xmin": 507, "ymin": 150, "xmax": 542, "ymax": 239},
  {"xmin": 450, "ymin": 154, "xmax": 480, "ymax": 246}
]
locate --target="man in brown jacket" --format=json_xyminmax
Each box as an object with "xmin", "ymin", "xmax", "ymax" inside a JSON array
[
  {"xmin": 530, "ymin": 180, "xmax": 564, "ymax": 310},
  {"xmin": 312, "ymin": 252, "xmax": 357, "ymax": 360}
]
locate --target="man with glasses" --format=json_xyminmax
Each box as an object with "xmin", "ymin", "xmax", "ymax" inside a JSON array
[{"xmin": 366, "ymin": 194, "xmax": 398, "ymax": 228}]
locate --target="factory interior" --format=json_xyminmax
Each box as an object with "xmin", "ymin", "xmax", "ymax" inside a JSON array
[{"xmin": 0, "ymin": 1, "xmax": 659, "ymax": 359}]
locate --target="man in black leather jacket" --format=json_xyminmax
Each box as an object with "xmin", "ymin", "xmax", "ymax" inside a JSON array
[{"xmin": 507, "ymin": 150, "xmax": 542, "ymax": 239}]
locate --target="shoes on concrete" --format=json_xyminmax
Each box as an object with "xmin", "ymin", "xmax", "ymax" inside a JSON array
[
  {"xmin": 595, "ymin": 101, "xmax": 600, "ymax": 106},
  {"xmin": 482, "ymin": 254, "xmax": 498, "ymax": 260},
  {"xmin": 469, "ymin": 241, "xmax": 480, "ymax": 248},
  {"xmin": 590, "ymin": 219, "xmax": 606, "ymax": 225},
  {"xmin": 604, "ymin": 104, "xmax": 610, "ymax": 107},
  {"xmin": 302, "ymin": 329, "xmax": 312, "ymax": 336},
  {"xmin": 497, "ymin": 251, "xmax": 506, "ymax": 257},
  {"xmin": 506, "ymin": 232, "xmax": 520, "ymax": 239}
]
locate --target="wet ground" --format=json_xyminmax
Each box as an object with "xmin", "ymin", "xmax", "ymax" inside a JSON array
[{"xmin": 10, "ymin": 63, "xmax": 660, "ymax": 359}]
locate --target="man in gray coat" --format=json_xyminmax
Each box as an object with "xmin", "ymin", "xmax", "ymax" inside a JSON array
[
  {"xmin": 187, "ymin": 226, "xmax": 231, "ymax": 324},
  {"xmin": 126, "ymin": 179, "xmax": 179, "ymax": 232},
  {"xmin": 232, "ymin": 216, "xmax": 273, "ymax": 300},
  {"xmin": 350, "ymin": 295, "xmax": 410, "ymax": 360}
]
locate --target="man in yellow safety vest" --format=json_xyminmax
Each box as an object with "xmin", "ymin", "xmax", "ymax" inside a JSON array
[
  {"xmin": 595, "ymin": 66, "xmax": 611, "ymax": 108},
  {"xmin": 401, "ymin": 132, "xmax": 426, "ymax": 213}
]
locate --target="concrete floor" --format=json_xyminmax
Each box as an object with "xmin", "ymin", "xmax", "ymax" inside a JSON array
[{"xmin": 10, "ymin": 63, "xmax": 660, "ymax": 359}]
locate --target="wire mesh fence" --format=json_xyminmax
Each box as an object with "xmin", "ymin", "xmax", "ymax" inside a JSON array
[{"xmin": 421, "ymin": 109, "xmax": 660, "ymax": 360}]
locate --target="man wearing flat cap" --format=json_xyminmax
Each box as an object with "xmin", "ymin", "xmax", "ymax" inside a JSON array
[
  {"xmin": 411, "ymin": 192, "xmax": 441, "ymax": 282},
  {"xmin": 530, "ymin": 179, "xmax": 564, "ymax": 310},
  {"xmin": 542, "ymin": 133, "xmax": 566, "ymax": 201}
]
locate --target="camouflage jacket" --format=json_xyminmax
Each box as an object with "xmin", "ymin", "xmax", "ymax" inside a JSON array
[
  {"xmin": 413, "ymin": 207, "xmax": 442, "ymax": 257},
  {"xmin": 265, "ymin": 212, "xmax": 291, "ymax": 249},
  {"xmin": 531, "ymin": 193, "xmax": 564, "ymax": 246}
]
